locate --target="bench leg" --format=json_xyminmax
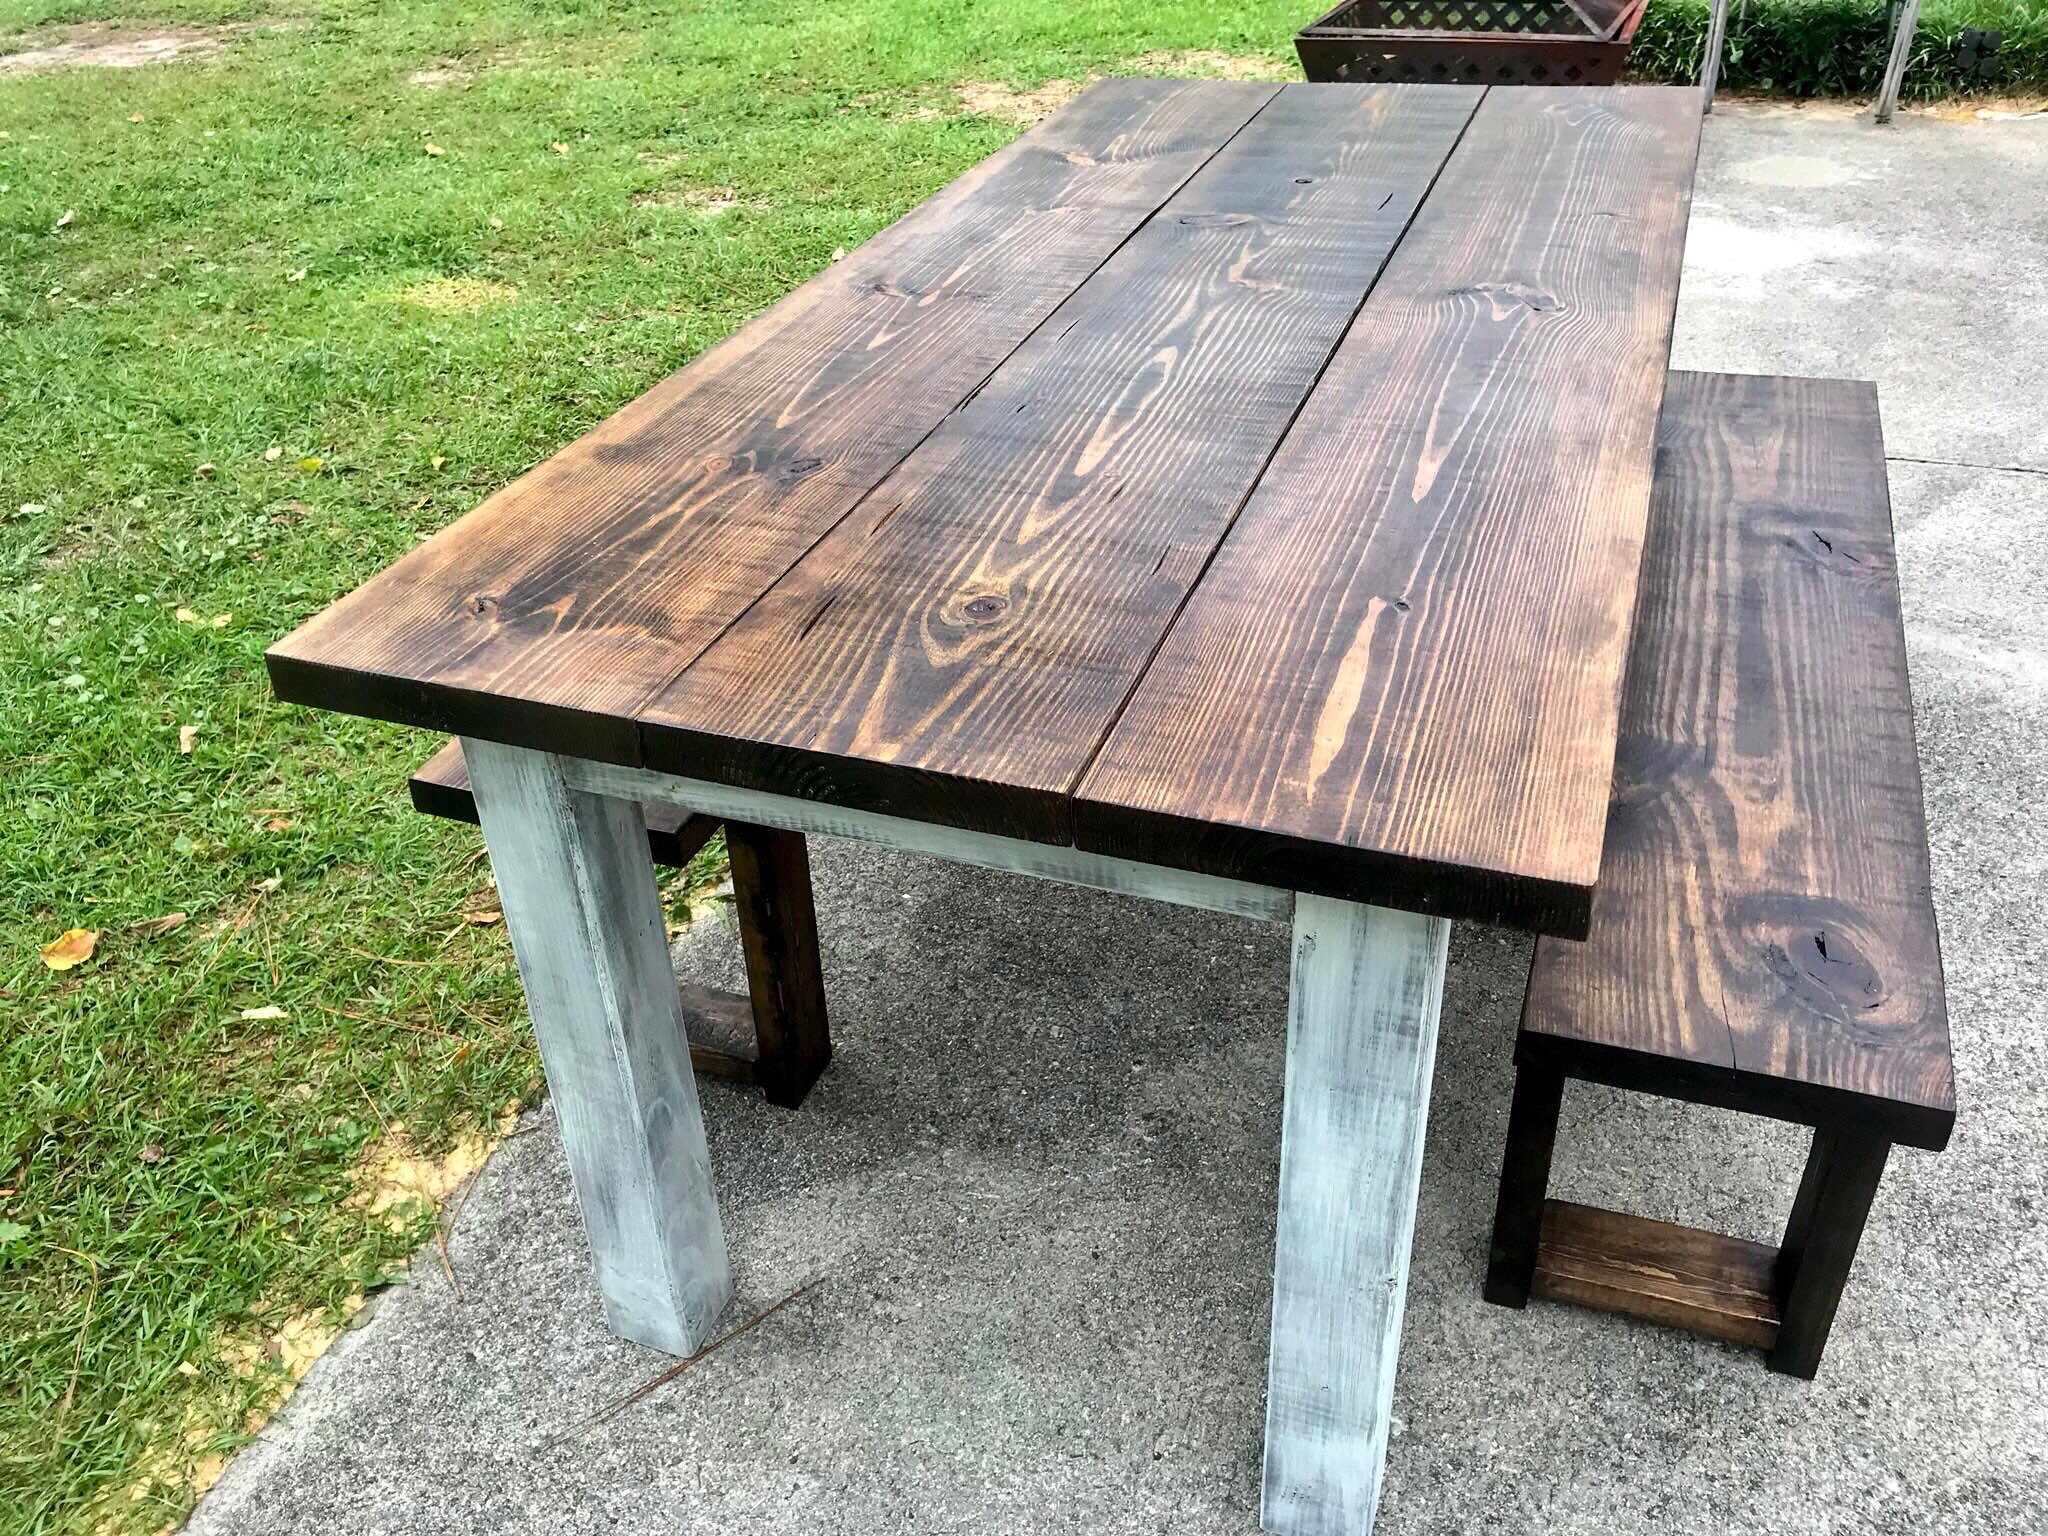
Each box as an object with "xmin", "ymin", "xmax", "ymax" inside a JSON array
[
  {"xmin": 1261, "ymin": 896, "xmax": 1451, "ymax": 1536},
  {"xmin": 1768, "ymin": 1128, "xmax": 1890, "ymax": 1379},
  {"xmin": 727, "ymin": 822, "xmax": 832, "ymax": 1110},
  {"xmin": 1483, "ymin": 1057, "xmax": 1566, "ymax": 1308},
  {"xmin": 462, "ymin": 738, "xmax": 734, "ymax": 1356}
]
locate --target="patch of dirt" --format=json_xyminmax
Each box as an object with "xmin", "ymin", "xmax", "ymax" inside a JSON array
[
  {"xmin": 1127, "ymin": 48, "xmax": 1291, "ymax": 81},
  {"xmin": 954, "ymin": 77, "xmax": 1089, "ymax": 126},
  {"xmin": 347, "ymin": 1110, "xmax": 511, "ymax": 1230},
  {"xmin": 633, "ymin": 184, "xmax": 768, "ymax": 213},
  {"xmin": 1931, "ymin": 94, "xmax": 2048, "ymax": 122},
  {"xmin": 397, "ymin": 277, "xmax": 518, "ymax": 312},
  {"xmin": 0, "ymin": 21, "xmax": 292, "ymax": 74},
  {"xmin": 96, "ymin": 1104, "xmax": 520, "ymax": 1527}
]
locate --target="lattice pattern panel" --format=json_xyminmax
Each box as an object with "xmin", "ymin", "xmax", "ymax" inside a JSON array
[
  {"xmin": 1321, "ymin": 45, "xmax": 1625, "ymax": 85},
  {"xmin": 1316, "ymin": 0, "xmax": 1592, "ymax": 36}
]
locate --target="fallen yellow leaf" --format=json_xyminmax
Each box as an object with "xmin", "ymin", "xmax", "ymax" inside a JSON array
[
  {"xmin": 430, "ymin": 455, "xmax": 446, "ymax": 470},
  {"xmin": 550, "ymin": 141, "xmax": 568, "ymax": 155},
  {"xmin": 175, "ymin": 607, "xmax": 202, "ymax": 623},
  {"xmin": 287, "ymin": 267, "xmax": 308, "ymax": 283},
  {"xmin": 424, "ymin": 143, "xmax": 444, "ymax": 157},
  {"xmin": 298, "ymin": 456, "xmax": 324, "ymax": 472},
  {"xmin": 487, "ymin": 216, "xmax": 504, "ymax": 230},
  {"xmin": 265, "ymin": 445, "xmax": 283, "ymax": 461},
  {"xmin": 240, "ymin": 1005, "xmax": 289, "ymax": 1021},
  {"xmin": 40, "ymin": 929, "xmax": 99, "ymax": 970},
  {"xmin": 462, "ymin": 910, "xmax": 502, "ymax": 926},
  {"xmin": 178, "ymin": 724, "xmax": 199, "ymax": 755},
  {"xmin": 128, "ymin": 113, "xmax": 146, "ymax": 123},
  {"xmin": 195, "ymin": 462, "xmax": 216, "ymax": 479},
  {"xmin": 54, "ymin": 208, "xmax": 74, "ymax": 231},
  {"xmin": 210, "ymin": 613, "xmax": 232, "ymax": 629}
]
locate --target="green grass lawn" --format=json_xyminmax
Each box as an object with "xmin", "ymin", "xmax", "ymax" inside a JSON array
[{"xmin": 0, "ymin": 2, "xmax": 1306, "ymax": 1530}]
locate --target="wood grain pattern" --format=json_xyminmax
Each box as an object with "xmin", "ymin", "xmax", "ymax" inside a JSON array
[
  {"xmin": 1076, "ymin": 86, "xmax": 1703, "ymax": 936},
  {"xmin": 460, "ymin": 737, "xmax": 732, "ymax": 1355},
  {"xmin": 1262, "ymin": 897, "xmax": 1450, "ymax": 1536},
  {"xmin": 1531, "ymin": 1200, "xmax": 1783, "ymax": 1350},
  {"xmin": 411, "ymin": 738, "xmax": 719, "ymax": 866},
  {"xmin": 637, "ymin": 83, "xmax": 1483, "ymax": 841},
  {"xmin": 1521, "ymin": 371, "xmax": 1953, "ymax": 1148},
  {"xmin": 269, "ymin": 79, "xmax": 1276, "ymax": 760}
]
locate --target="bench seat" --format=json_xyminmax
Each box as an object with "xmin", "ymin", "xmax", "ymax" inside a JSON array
[
  {"xmin": 410, "ymin": 740, "xmax": 831, "ymax": 1109},
  {"xmin": 1485, "ymin": 370, "xmax": 1953, "ymax": 1378}
]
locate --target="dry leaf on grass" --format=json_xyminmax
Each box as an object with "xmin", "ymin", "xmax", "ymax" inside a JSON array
[
  {"xmin": 130, "ymin": 911, "xmax": 188, "ymax": 938},
  {"xmin": 178, "ymin": 724, "xmax": 199, "ymax": 754},
  {"xmin": 41, "ymin": 928, "xmax": 99, "ymax": 969},
  {"xmin": 239, "ymin": 1004, "xmax": 288, "ymax": 1021}
]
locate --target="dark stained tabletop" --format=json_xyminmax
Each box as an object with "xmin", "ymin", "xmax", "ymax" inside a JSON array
[{"xmin": 269, "ymin": 80, "xmax": 1703, "ymax": 936}]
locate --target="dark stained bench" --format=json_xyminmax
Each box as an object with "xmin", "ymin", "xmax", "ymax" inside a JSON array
[
  {"xmin": 410, "ymin": 740, "xmax": 831, "ymax": 1109},
  {"xmin": 1484, "ymin": 371, "xmax": 1954, "ymax": 1378}
]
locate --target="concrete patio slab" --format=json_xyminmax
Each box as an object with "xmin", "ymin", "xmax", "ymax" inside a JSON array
[{"xmin": 188, "ymin": 101, "xmax": 2048, "ymax": 1536}]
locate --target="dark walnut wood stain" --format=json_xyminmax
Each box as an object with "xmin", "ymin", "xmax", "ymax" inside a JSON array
[
  {"xmin": 1075, "ymin": 86, "xmax": 1703, "ymax": 934},
  {"xmin": 1487, "ymin": 371, "xmax": 1948, "ymax": 1380},
  {"xmin": 1530, "ymin": 1200, "xmax": 1783, "ymax": 1350},
  {"xmin": 278, "ymin": 83, "xmax": 1710, "ymax": 939},
  {"xmin": 272, "ymin": 78, "xmax": 1277, "ymax": 761},
  {"xmin": 636, "ymin": 82, "xmax": 1484, "ymax": 842},
  {"xmin": 1521, "ymin": 370, "xmax": 1953, "ymax": 1147}
]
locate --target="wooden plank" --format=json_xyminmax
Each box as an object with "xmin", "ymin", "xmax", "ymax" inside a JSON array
[
  {"xmin": 726, "ymin": 823, "xmax": 832, "ymax": 1109},
  {"xmin": 1770, "ymin": 1128, "xmax": 1890, "ymax": 1378},
  {"xmin": 1522, "ymin": 371, "xmax": 1954, "ymax": 1149},
  {"xmin": 1531, "ymin": 1199, "xmax": 1782, "ymax": 1350},
  {"xmin": 558, "ymin": 756, "xmax": 1293, "ymax": 922},
  {"xmin": 636, "ymin": 83, "xmax": 1485, "ymax": 842},
  {"xmin": 677, "ymin": 982, "xmax": 764, "ymax": 1078},
  {"xmin": 268, "ymin": 79, "xmax": 1277, "ymax": 760},
  {"xmin": 1076, "ymin": 87, "xmax": 1704, "ymax": 937},
  {"xmin": 1481, "ymin": 1054, "xmax": 1565, "ymax": 1308},
  {"xmin": 1262, "ymin": 897, "xmax": 1450, "ymax": 1536},
  {"xmin": 460, "ymin": 738, "xmax": 732, "ymax": 1356},
  {"xmin": 410, "ymin": 738, "xmax": 718, "ymax": 866}
]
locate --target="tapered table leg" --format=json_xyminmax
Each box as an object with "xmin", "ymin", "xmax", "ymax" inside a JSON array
[
  {"xmin": 463, "ymin": 737, "xmax": 734, "ymax": 1356},
  {"xmin": 1262, "ymin": 896, "xmax": 1452, "ymax": 1536}
]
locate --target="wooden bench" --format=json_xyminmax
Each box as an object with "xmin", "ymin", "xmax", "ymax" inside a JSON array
[
  {"xmin": 1483, "ymin": 371, "xmax": 1954, "ymax": 1379},
  {"xmin": 410, "ymin": 740, "xmax": 831, "ymax": 1109}
]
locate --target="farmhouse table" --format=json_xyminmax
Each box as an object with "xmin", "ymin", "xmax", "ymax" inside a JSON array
[{"xmin": 269, "ymin": 80, "xmax": 1701, "ymax": 1534}]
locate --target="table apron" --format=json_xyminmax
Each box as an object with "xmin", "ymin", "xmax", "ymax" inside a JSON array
[{"xmin": 553, "ymin": 755, "xmax": 1294, "ymax": 924}]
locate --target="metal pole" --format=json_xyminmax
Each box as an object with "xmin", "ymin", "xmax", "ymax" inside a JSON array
[
  {"xmin": 1700, "ymin": 0, "xmax": 1733, "ymax": 114},
  {"xmin": 1874, "ymin": 0, "xmax": 1923, "ymax": 123}
]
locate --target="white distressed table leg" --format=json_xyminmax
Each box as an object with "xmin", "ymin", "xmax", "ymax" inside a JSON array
[
  {"xmin": 461, "ymin": 738, "xmax": 733, "ymax": 1355},
  {"xmin": 1261, "ymin": 897, "xmax": 1451, "ymax": 1536}
]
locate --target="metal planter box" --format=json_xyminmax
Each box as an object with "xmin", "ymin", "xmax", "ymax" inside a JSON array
[{"xmin": 1295, "ymin": 0, "xmax": 1651, "ymax": 87}]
